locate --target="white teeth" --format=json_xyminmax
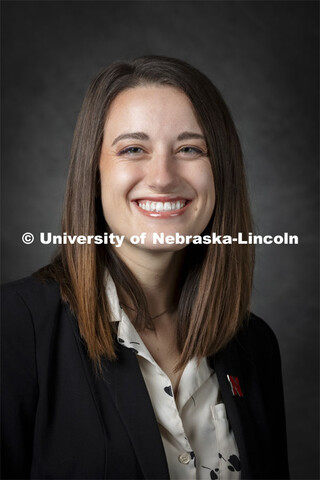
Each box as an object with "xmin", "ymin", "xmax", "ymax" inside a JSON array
[{"xmin": 138, "ymin": 200, "xmax": 187, "ymax": 212}]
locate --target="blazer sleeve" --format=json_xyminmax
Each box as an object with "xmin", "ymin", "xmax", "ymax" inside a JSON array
[
  {"xmin": 1, "ymin": 284, "xmax": 39, "ymax": 479},
  {"xmin": 251, "ymin": 316, "xmax": 290, "ymax": 479}
]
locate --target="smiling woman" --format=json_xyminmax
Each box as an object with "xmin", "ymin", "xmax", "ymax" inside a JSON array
[{"xmin": 1, "ymin": 56, "xmax": 289, "ymax": 480}]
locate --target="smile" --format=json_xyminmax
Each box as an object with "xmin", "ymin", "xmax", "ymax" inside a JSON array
[
  {"xmin": 138, "ymin": 200, "xmax": 187, "ymax": 212},
  {"xmin": 133, "ymin": 197, "xmax": 191, "ymax": 218}
]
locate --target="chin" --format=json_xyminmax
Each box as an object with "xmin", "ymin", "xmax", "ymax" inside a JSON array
[
  {"xmin": 134, "ymin": 230, "xmax": 195, "ymax": 253},
  {"xmin": 144, "ymin": 243, "xmax": 187, "ymax": 253}
]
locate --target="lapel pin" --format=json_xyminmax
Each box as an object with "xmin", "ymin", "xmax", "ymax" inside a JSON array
[{"xmin": 227, "ymin": 375, "xmax": 244, "ymax": 397}]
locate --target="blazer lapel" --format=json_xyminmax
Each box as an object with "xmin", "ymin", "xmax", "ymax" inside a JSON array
[
  {"xmin": 100, "ymin": 345, "xmax": 170, "ymax": 480},
  {"xmin": 66, "ymin": 305, "xmax": 169, "ymax": 480},
  {"xmin": 211, "ymin": 340, "xmax": 263, "ymax": 479}
]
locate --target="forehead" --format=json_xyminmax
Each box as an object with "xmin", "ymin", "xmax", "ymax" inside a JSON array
[{"xmin": 103, "ymin": 85, "xmax": 203, "ymax": 138}]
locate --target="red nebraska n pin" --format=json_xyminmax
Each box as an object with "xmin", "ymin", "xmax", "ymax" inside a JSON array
[{"xmin": 227, "ymin": 375, "xmax": 244, "ymax": 397}]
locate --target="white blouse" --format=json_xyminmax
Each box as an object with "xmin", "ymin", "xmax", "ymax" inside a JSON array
[{"xmin": 106, "ymin": 273, "xmax": 241, "ymax": 480}]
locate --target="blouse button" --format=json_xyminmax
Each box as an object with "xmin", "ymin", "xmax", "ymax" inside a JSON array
[{"xmin": 178, "ymin": 452, "xmax": 191, "ymax": 464}]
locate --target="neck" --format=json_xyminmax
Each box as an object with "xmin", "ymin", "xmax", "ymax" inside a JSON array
[{"xmin": 115, "ymin": 245, "xmax": 185, "ymax": 317}]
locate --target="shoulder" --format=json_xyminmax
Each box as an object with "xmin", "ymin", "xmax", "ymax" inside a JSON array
[
  {"xmin": 242, "ymin": 312, "xmax": 279, "ymax": 345},
  {"xmin": 234, "ymin": 312, "xmax": 282, "ymax": 369},
  {"xmin": 2, "ymin": 272, "xmax": 61, "ymax": 311},
  {"xmin": 1, "ymin": 272, "xmax": 64, "ymax": 338}
]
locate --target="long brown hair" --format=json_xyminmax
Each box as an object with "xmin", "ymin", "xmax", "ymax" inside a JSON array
[{"xmin": 38, "ymin": 56, "xmax": 254, "ymax": 371}]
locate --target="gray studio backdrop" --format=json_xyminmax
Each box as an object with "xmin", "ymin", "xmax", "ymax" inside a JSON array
[{"xmin": 1, "ymin": 1, "xmax": 318, "ymax": 478}]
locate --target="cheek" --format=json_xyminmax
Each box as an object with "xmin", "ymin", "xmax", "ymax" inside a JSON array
[
  {"xmin": 188, "ymin": 162, "xmax": 215, "ymax": 208},
  {"xmin": 99, "ymin": 162, "xmax": 141, "ymax": 203}
]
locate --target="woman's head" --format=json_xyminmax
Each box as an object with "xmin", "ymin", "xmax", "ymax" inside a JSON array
[
  {"xmin": 99, "ymin": 84, "xmax": 215, "ymax": 252},
  {"xmin": 48, "ymin": 56, "xmax": 253, "ymax": 370}
]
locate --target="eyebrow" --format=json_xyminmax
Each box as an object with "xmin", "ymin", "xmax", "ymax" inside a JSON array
[
  {"xmin": 176, "ymin": 132, "xmax": 206, "ymax": 142},
  {"xmin": 111, "ymin": 132, "xmax": 149, "ymax": 146},
  {"xmin": 111, "ymin": 131, "xmax": 206, "ymax": 146}
]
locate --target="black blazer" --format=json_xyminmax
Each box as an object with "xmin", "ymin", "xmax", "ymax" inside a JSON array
[{"xmin": 1, "ymin": 275, "xmax": 290, "ymax": 479}]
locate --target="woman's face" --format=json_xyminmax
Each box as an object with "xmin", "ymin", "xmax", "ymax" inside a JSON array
[{"xmin": 99, "ymin": 85, "xmax": 215, "ymax": 251}]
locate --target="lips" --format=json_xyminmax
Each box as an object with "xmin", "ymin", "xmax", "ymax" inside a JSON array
[{"xmin": 132, "ymin": 197, "xmax": 191, "ymax": 218}]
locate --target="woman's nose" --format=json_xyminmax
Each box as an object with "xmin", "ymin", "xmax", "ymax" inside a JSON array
[{"xmin": 145, "ymin": 151, "xmax": 180, "ymax": 191}]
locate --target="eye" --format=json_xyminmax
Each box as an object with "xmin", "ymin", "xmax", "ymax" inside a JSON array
[
  {"xmin": 118, "ymin": 146, "xmax": 144, "ymax": 155},
  {"xmin": 178, "ymin": 146, "xmax": 207, "ymax": 156}
]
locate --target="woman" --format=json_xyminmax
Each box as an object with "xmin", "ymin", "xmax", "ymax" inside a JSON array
[{"xmin": 1, "ymin": 56, "xmax": 289, "ymax": 479}]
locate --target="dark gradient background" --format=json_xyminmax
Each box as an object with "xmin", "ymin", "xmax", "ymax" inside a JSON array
[{"xmin": 1, "ymin": 1, "xmax": 319, "ymax": 478}]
